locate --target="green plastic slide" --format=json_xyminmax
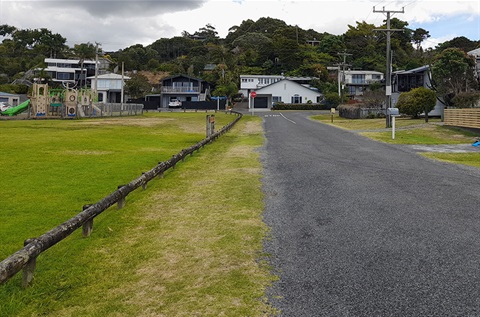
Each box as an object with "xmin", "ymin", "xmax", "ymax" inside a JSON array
[{"xmin": 1, "ymin": 100, "xmax": 30, "ymax": 116}]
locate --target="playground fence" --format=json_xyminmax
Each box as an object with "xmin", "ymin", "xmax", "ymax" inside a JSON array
[
  {"xmin": 81, "ymin": 103, "xmax": 144, "ymax": 117},
  {"xmin": 0, "ymin": 111, "xmax": 242, "ymax": 288}
]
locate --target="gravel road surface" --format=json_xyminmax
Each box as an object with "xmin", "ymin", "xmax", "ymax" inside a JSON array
[{"xmin": 261, "ymin": 111, "xmax": 480, "ymax": 316}]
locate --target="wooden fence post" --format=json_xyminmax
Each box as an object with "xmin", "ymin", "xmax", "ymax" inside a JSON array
[
  {"xmin": 22, "ymin": 239, "xmax": 36, "ymax": 288},
  {"xmin": 82, "ymin": 205, "xmax": 93, "ymax": 237},
  {"xmin": 117, "ymin": 185, "xmax": 126, "ymax": 209},
  {"xmin": 141, "ymin": 172, "xmax": 148, "ymax": 190}
]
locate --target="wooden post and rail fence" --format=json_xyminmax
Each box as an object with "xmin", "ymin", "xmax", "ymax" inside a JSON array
[{"xmin": 0, "ymin": 111, "xmax": 242, "ymax": 288}]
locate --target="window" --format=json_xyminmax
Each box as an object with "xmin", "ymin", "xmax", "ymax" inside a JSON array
[
  {"xmin": 352, "ymin": 74, "xmax": 365, "ymax": 84},
  {"xmin": 272, "ymin": 96, "xmax": 282, "ymax": 103},
  {"xmin": 57, "ymin": 72, "xmax": 73, "ymax": 80},
  {"xmin": 291, "ymin": 94, "xmax": 302, "ymax": 103}
]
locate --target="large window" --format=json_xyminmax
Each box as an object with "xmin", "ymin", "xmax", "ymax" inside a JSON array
[
  {"xmin": 57, "ymin": 72, "xmax": 73, "ymax": 80},
  {"xmin": 352, "ymin": 74, "xmax": 365, "ymax": 84},
  {"xmin": 273, "ymin": 96, "xmax": 282, "ymax": 103}
]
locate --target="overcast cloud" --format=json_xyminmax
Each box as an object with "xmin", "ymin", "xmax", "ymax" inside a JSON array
[{"xmin": 0, "ymin": 0, "xmax": 479, "ymax": 51}]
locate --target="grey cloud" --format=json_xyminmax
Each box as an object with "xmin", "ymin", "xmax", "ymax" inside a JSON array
[{"xmin": 39, "ymin": 0, "xmax": 207, "ymax": 18}]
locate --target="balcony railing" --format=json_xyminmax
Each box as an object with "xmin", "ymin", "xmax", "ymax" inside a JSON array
[{"xmin": 161, "ymin": 87, "xmax": 200, "ymax": 93}]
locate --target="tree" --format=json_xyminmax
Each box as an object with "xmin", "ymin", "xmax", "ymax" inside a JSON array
[
  {"xmin": 431, "ymin": 48, "xmax": 477, "ymax": 107},
  {"xmin": 412, "ymin": 28, "xmax": 430, "ymax": 51},
  {"xmin": 396, "ymin": 86, "xmax": 436, "ymax": 120},
  {"xmin": 72, "ymin": 42, "xmax": 96, "ymax": 87},
  {"xmin": 125, "ymin": 73, "xmax": 151, "ymax": 99}
]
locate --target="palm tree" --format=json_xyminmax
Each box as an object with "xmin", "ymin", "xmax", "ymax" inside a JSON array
[{"xmin": 72, "ymin": 42, "xmax": 96, "ymax": 88}]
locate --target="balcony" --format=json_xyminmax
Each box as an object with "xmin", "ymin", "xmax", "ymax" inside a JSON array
[{"xmin": 161, "ymin": 86, "xmax": 200, "ymax": 93}]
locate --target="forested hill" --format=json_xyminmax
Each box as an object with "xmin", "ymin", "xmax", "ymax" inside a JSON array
[{"xmin": 1, "ymin": 17, "xmax": 479, "ymax": 95}]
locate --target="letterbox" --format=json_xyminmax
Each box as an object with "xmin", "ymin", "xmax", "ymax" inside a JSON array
[{"xmin": 387, "ymin": 108, "xmax": 399, "ymax": 116}]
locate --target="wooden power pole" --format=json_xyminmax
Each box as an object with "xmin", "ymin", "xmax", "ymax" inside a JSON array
[{"xmin": 373, "ymin": 6, "xmax": 404, "ymax": 127}]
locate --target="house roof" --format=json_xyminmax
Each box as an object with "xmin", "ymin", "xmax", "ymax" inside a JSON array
[
  {"xmin": 162, "ymin": 74, "xmax": 205, "ymax": 82},
  {"xmin": 344, "ymin": 70, "xmax": 383, "ymax": 75},
  {"xmin": 468, "ymin": 48, "xmax": 480, "ymax": 56},
  {"xmin": 255, "ymin": 78, "xmax": 322, "ymax": 94},
  {"xmin": 0, "ymin": 91, "xmax": 19, "ymax": 97},
  {"xmin": 394, "ymin": 65, "xmax": 429, "ymax": 75},
  {"xmin": 87, "ymin": 73, "xmax": 130, "ymax": 80}
]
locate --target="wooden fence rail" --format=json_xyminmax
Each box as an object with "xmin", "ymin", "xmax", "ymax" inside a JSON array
[
  {"xmin": 0, "ymin": 111, "xmax": 242, "ymax": 287},
  {"xmin": 444, "ymin": 108, "xmax": 480, "ymax": 129}
]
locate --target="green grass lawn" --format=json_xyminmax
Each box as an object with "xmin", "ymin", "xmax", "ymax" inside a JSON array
[{"xmin": 0, "ymin": 113, "xmax": 276, "ymax": 316}]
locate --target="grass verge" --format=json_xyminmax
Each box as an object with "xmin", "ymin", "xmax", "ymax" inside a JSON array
[{"xmin": 1, "ymin": 113, "xmax": 276, "ymax": 316}]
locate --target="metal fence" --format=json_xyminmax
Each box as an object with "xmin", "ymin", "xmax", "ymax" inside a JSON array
[{"xmin": 80, "ymin": 103, "xmax": 144, "ymax": 117}]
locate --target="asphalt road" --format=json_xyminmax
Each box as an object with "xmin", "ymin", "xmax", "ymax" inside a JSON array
[{"xmin": 261, "ymin": 111, "xmax": 480, "ymax": 317}]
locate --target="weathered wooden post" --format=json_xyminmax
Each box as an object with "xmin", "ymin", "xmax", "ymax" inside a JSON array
[
  {"xmin": 117, "ymin": 185, "xmax": 126, "ymax": 209},
  {"xmin": 22, "ymin": 239, "xmax": 36, "ymax": 288},
  {"xmin": 141, "ymin": 172, "xmax": 148, "ymax": 190},
  {"xmin": 82, "ymin": 205, "xmax": 94, "ymax": 237}
]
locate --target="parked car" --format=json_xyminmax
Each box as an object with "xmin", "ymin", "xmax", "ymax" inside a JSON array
[
  {"xmin": 168, "ymin": 99, "xmax": 182, "ymax": 108},
  {"xmin": 0, "ymin": 102, "xmax": 12, "ymax": 112}
]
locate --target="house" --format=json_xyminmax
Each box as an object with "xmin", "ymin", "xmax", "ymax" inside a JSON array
[
  {"xmin": 250, "ymin": 79, "xmax": 323, "ymax": 109},
  {"xmin": 43, "ymin": 58, "xmax": 110, "ymax": 87},
  {"xmin": 343, "ymin": 70, "xmax": 384, "ymax": 99},
  {"xmin": 0, "ymin": 92, "xmax": 21, "ymax": 106},
  {"xmin": 155, "ymin": 75, "xmax": 211, "ymax": 108},
  {"xmin": 392, "ymin": 65, "xmax": 444, "ymax": 116},
  {"xmin": 239, "ymin": 74, "xmax": 317, "ymax": 98},
  {"xmin": 467, "ymin": 48, "xmax": 480, "ymax": 80},
  {"xmin": 88, "ymin": 73, "xmax": 130, "ymax": 103}
]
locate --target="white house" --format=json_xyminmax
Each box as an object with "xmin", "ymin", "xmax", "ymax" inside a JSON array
[
  {"xmin": 239, "ymin": 75, "xmax": 317, "ymax": 98},
  {"xmin": 343, "ymin": 70, "xmax": 384, "ymax": 98},
  {"xmin": 467, "ymin": 48, "xmax": 480, "ymax": 80},
  {"xmin": 392, "ymin": 65, "xmax": 444, "ymax": 116},
  {"xmin": 250, "ymin": 79, "xmax": 323, "ymax": 109},
  {"xmin": 43, "ymin": 58, "xmax": 110, "ymax": 86},
  {"xmin": 0, "ymin": 92, "xmax": 20, "ymax": 106},
  {"xmin": 88, "ymin": 73, "xmax": 130, "ymax": 103}
]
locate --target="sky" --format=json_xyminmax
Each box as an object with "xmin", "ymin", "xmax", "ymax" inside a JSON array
[{"xmin": 0, "ymin": 0, "xmax": 479, "ymax": 52}]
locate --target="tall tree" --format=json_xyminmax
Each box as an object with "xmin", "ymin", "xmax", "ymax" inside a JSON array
[
  {"xmin": 72, "ymin": 42, "xmax": 96, "ymax": 87},
  {"xmin": 431, "ymin": 47, "xmax": 477, "ymax": 107}
]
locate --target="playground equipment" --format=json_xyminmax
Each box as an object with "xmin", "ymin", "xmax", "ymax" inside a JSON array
[
  {"xmin": 26, "ymin": 83, "xmax": 96, "ymax": 119},
  {"xmin": 0, "ymin": 100, "xmax": 31, "ymax": 116}
]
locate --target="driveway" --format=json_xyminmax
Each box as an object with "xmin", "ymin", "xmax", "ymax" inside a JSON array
[{"xmin": 261, "ymin": 111, "xmax": 480, "ymax": 316}]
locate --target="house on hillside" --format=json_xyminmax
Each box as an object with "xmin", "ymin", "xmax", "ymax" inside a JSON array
[
  {"xmin": 250, "ymin": 79, "xmax": 323, "ymax": 109},
  {"xmin": 343, "ymin": 70, "xmax": 383, "ymax": 99},
  {"xmin": 88, "ymin": 73, "xmax": 130, "ymax": 103},
  {"xmin": 467, "ymin": 48, "xmax": 480, "ymax": 80},
  {"xmin": 42, "ymin": 58, "xmax": 110, "ymax": 87},
  {"xmin": 391, "ymin": 65, "xmax": 444, "ymax": 116},
  {"xmin": 156, "ymin": 75, "xmax": 211, "ymax": 108}
]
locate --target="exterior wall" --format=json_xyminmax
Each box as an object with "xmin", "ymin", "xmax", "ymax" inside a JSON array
[
  {"xmin": 343, "ymin": 70, "xmax": 384, "ymax": 98},
  {"xmin": 254, "ymin": 80, "xmax": 322, "ymax": 109},
  {"xmin": 160, "ymin": 75, "xmax": 208, "ymax": 108},
  {"xmin": 0, "ymin": 93, "xmax": 20, "ymax": 106},
  {"xmin": 392, "ymin": 66, "xmax": 444, "ymax": 117}
]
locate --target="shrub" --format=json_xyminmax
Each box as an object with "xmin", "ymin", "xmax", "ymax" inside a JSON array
[{"xmin": 396, "ymin": 87, "xmax": 436, "ymax": 118}]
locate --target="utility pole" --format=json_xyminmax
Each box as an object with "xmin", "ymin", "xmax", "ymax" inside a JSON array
[
  {"xmin": 335, "ymin": 50, "xmax": 352, "ymax": 100},
  {"xmin": 373, "ymin": 6, "xmax": 404, "ymax": 127}
]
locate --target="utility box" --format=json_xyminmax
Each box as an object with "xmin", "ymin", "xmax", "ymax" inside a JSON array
[{"xmin": 387, "ymin": 108, "xmax": 399, "ymax": 116}]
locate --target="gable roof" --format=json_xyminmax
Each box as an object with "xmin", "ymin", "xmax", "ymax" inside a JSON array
[
  {"xmin": 255, "ymin": 79, "xmax": 321, "ymax": 94},
  {"xmin": 162, "ymin": 74, "xmax": 205, "ymax": 82}
]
